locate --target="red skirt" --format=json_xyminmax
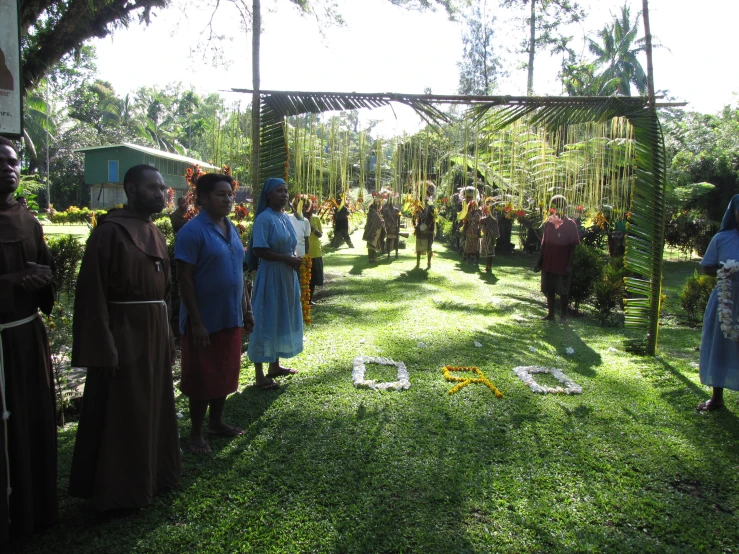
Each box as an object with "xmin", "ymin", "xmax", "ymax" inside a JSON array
[{"xmin": 180, "ymin": 326, "xmax": 243, "ymax": 400}]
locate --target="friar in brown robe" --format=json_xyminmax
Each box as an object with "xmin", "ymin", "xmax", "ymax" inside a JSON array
[
  {"xmin": 0, "ymin": 137, "xmax": 57, "ymax": 543},
  {"xmin": 69, "ymin": 164, "xmax": 181, "ymax": 511}
]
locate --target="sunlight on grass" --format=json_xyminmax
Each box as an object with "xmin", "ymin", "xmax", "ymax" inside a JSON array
[{"xmin": 20, "ymin": 229, "xmax": 739, "ymax": 554}]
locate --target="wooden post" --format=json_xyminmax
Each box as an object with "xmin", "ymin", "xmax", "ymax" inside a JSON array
[
  {"xmin": 642, "ymin": 0, "xmax": 656, "ymax": 108},
  {"xmin": 251, "ymin": 0, "xmax": 261, "ymax": 195}
]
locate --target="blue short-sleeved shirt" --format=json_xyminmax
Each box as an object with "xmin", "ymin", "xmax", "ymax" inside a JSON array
[{"xmin": 175, "ymin": 210, "xmax": 244, "ymax": 335}]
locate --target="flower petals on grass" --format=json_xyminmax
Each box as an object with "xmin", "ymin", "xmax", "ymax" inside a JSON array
[
  {"xmin": 513, "ymin": 365, "xmax": 583, "ymax": 395},
  {"xmin": 442, "ymin": 366, "xmax": 504, "ymax": 397},
  {"xmin": 352, "ymin": 356, "xmax": 410, "ymax": 391}
]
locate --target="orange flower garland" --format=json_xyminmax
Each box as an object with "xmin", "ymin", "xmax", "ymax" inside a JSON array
[
  {"xmin": 299, "ymin": 257, "xmax": 312, "ymax": 325},
  {"xmin": 442, "ymin": 366, "xmax": 504, "ymax": 397}
]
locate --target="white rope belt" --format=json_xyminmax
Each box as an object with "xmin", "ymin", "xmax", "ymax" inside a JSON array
[
  {"xmin": 108, "ymin": 300, "xmax": 169, "ymax": 338},
  {"xmin": 0, "ymin": 312, "xmax": 39, "ymax": 520}
]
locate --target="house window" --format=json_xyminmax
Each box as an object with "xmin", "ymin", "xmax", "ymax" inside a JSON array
[
  {"xmin": 168, "ymin": 160, "xmax": 175, "ymax": 175},
  {"xmin": 108, "ymin": 160, "xmax": 119, "ymax": 183}
]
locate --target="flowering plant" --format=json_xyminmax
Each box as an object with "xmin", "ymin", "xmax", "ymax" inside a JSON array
[
  {"xmin": 717, "ymin": 259, "xmax": 739, "ymax": 341},
  {"xmin": 352, "ymin": 356, "xmax": 410, "ymax": 390},
  {"xmin": 299, "ymin": 257, "xmax": 312, "ymax": 324},
  {"xmin": 234, "ymin": 205, "xmax": 249, "ymax": 221},
  {"xmin": 513, "ymin": 366, "xmax": 582, "ymax": 395},
  {"xmin": 442, "ymin": 366, "xmax": 503, "ymax": 397}
]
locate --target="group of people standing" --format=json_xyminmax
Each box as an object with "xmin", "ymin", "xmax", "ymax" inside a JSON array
[
  {"xmin": 2, "ymin": 127, "xmax": 737, "ymax": 543},
  {"xmin": 0, "ymin": 132, "xmax": 310, "ymax": 542}
]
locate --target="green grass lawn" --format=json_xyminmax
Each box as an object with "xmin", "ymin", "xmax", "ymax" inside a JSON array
[
  {"xmin": 41, "ymin": 223, "xmax": 90, "ymax": 240},
  {"xmin": 15, "ymin": 232, "xmax": 739, "ymax": 553}
]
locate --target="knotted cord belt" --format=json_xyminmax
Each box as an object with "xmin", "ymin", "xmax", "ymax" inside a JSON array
[
  {"xmin": 108, "ymin": 300, "xmax": 169, "ymax": 338},
  {"xmin": 0, "ymin": 312, "xmax": 40, "ymax": 520}
]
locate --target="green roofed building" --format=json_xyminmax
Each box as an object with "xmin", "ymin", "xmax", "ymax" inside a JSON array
[{"xmin": 74, "ymin": 143, "xmax": 218, "ymax": 209}]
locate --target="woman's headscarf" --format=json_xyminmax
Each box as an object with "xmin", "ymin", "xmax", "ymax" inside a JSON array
[
  {"xmin": 255, "ymin": 177, "xmax": 286, "ymax": 217},
  {"xmin": 719, "ymin": 194, "xmax": 739, "ymax": 232},
  {"xmin": 245, "ymin": 177, "xmax": 286, "ymax": 270}
]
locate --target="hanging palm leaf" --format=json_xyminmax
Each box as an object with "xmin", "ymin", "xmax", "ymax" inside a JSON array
[
  {"xmin": 235, "ymin": 89, "xmax": 451, "ymax": 196},
  {"xmin": 470, "ymin": 96, "xmax": 666, "ymax": 354}
]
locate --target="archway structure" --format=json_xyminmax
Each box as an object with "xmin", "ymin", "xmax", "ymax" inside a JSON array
[{"xmin": 233, "ymin": 88, "xmax": 681, "ymax": 355}]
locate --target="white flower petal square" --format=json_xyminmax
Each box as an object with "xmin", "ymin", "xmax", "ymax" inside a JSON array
[{"xmin": 352, "ymin": 356, "xmax": 410, "ymax": 391}]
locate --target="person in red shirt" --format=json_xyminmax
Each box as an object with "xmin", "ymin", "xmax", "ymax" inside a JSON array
[{"xmin": 534, "ymin": 195, "xmax": 580, "ymax": 321}]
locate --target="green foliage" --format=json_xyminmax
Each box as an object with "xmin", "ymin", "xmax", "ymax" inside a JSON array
[
  {"xmin": 662, "ymin": 106, "xmax": 739, "ymax": 224},
  {"xmin": 586, "ymin": 4, "xmax": 647, "ymax": 96},
  {"xmin": 593, "ymin": 257, "xmax": 627, "ymax": 326},
  {"xmin": 664, "ymin": 209, "xmax": 712, "ymax": 257},
  {"xmin": 21, "ymin": 0, "xmax": 166, "ymax": 91},
  {"xmin": 47, "ymin": 234, "xmax": 85, "ymax": 299},
  {"xmin": 42, "ymin": 302, "xmax": 75, "ymax": 424},
  {"xmin": 569, "ymin": 244, "xmax": 606, "ymax": 312},
  {"xmin": 435, "ymin": 215, "xmax": 453, "ymax": 241},
  {"xmin": 153, "ymin": 216, "xmax": 174, "ymax": 244},
  {"xmin": 679, "ymin": 270, "xmax": 716, "ymax": 326},
  {"xmin": 50, "ymin": 206, "xmax": 99, "ymax": 225},
  {"xmin": 457, "ymin": 2, "xmax": 503, "ymax": 95}
]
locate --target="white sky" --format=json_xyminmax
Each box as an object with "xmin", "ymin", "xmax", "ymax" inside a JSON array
[{"xmin": 92, "ymin": 0, "xmax": 739, "ymax": 135}]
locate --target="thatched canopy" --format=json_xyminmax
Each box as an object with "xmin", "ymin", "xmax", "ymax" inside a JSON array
[{"xmin": 233, "ymin": 88, "xmax": 677, "ymax": 355}]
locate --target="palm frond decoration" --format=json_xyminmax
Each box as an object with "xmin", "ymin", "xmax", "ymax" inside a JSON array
[
  {"xmin": 471, "ymin": 96, "xmax": 666, "ymax": 354},
  {"xmin": 233, "ymin": 89, "xmax": 451, "ymax": 191},
  {"xmin": 240, "ymin": 89, "xmax": 669, "ymax": 355}
]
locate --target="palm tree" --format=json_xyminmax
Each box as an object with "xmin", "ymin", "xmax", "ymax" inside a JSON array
[
  {"xmin": 587, "ymin": 4, "xmax": 647, "ymax": 96},
  {"xmin": 23, "ymin": 84, "xmax": 58, "ymax": 171}
]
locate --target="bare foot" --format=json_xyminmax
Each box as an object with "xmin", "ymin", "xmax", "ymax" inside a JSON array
[
  {"xmin": 188, "ymin": 438, "xmax": 212, "ymax": 454},
  {"xmin": 208, "ymin": 423, "xmax": 244, "ymax": 436},
  {"xmin": 267, "ymin": 366, "xmax": 298, "ymax": 377},
  {"xmin": 254, "ymin": 379, "xmax": 279, "ymax": 390},
  {"xmin": 696, "ymin": 399, "xmax": 724, "ymax": 411}
]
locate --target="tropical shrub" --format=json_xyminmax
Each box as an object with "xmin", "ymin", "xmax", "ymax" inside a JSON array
[
  {"xmin": 435, "ymin": 215, "xmax": 453, "ymax": 242},
  {"xmin": 679, "ymin": 270, "xmax": 716, "ymax": 326},
  {"xmin": 47, "ymin": 234, "xmax": 86, "ymax": 298},
  {"xmin": 569, "ymin": 244, "xmax": 607, "ymax": 312},
  {"xmin": 593, "ymin": 257, "xmax": 628, "ymax": 326},
  {"xmin": 153, "ymin": 216, "xmax": 174, "ymax": 242},
  {"xmin": 50, "ymin": 206, "xmax": 99, "ymax": 225}
]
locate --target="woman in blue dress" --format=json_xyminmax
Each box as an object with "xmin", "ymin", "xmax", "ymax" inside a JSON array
[
  {"xmin": 697, "ymin": 194, "xmax": 739, "ymax": 410},
  {"xmin": 245, "ymin": 178, "xmax": 303, "ymax": 389}
]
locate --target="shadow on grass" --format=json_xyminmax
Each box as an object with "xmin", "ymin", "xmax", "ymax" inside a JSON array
[{"xmin": 10, "ymin": 387, "xmax": 285, "ymax": 554}]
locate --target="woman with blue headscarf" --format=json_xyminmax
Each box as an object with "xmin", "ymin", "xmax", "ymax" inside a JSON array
[
  {"xmin": 246, "ymin": 178, "xmax": 303, "ymax": 389},
  {"xmin": 697, "ymin": 194, "xmax": 739, "ymax": 410}
]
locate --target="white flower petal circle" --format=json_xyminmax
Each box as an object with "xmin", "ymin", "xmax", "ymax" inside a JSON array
[
  {"xmin": 352, "ymin": 356, "xmax": 410, "ymax": 391},
  {"xmin": 513, "ymin": 365, "xmax": 583, "ymax": 395}
]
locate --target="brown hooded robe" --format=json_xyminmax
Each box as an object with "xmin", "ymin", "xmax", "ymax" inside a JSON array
[
  {"xmin": 0, "ymin": 200, "xmax": 56, "ymax": 543},
  {"xmin": 69, "ymin": 209, "xmax": 181, "ymax": 510}
]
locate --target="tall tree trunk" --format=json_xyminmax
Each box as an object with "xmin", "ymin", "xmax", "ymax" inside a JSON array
[
  {"xmin": 251, "ymin": 0, "xmax": 261, "ymax": 194},
  {"xmin": 641, "ymin": 0, "xmax": 656, "ymax": 107},
  {"xmin": 526, "ymin": 0, "xmax": 536, "ymax": 95}
]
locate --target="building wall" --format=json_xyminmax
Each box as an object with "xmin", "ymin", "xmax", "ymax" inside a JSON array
[
  {"xmin": 83, "ymin": 148, "xmax": 144, "ymax": 185},
  {"xmin": 83, "ymin": 147, "xmax": 192, "ymax": 192},
  {"xmin": 140, "ymin": 153, "xmax": 191, "ymax": 189},
  {"xmin": 89, "ymin": 184, "xmax": 128, "ymax": 209}
]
